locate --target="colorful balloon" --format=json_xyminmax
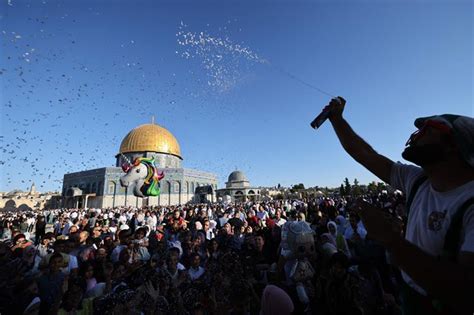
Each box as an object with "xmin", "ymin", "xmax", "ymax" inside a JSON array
[{"xmin": 120, "ymin": 156, "xmax": 165, "ymax": 198}]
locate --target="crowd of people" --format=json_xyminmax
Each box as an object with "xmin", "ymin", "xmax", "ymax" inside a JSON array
[{"xmin": 0, "ymin": 192, "xmax": 406, "ymax": 315}]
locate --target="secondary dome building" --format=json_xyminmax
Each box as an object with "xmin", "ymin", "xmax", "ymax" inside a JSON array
[
  {"xmin": 216, "ymin": 170, "xmax": 261, "ymax": 202},
  {"xmin": 62, "ymin": 122, "xmax": 218, "ymax": 208}
]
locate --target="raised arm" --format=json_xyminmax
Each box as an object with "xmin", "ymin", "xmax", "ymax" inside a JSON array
[{"xmin": 327, "ymin": 97, "xmax": 394, "ymax": 183}]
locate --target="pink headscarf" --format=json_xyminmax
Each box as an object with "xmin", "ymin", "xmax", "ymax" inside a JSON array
[{"xmin": 261, "ymin": 285, "xmax": 294, "ymax": 315}]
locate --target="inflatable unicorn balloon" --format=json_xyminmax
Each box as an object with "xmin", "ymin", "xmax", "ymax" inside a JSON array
[{"xmin": 120, "ymin": 155, "xmax": 165, "ymax": 198}]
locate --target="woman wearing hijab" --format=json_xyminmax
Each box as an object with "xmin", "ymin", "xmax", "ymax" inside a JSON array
[
  {"xmin": 335, "ymin": 215, "xmax": 348, "ymax": 235},
  {"xmin": 327, "ymin": 221, "xmax": 351, "ymax": 258},
  {"xmin": 260, "ymin": 285, "xmax": 294, "ymax": 315}
]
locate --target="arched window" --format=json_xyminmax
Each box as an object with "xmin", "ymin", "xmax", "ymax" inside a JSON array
[
  {"xmin": 160, "ymin": 181, "xmax": 168, "ymax": 194},
  {"xmin": 108, "ymin": 181, "xmax": 116, "ymax": 194},
  {"xmin": 183, "ymin": 182, "xmax": 188, "ymax": 193},
  {"xmin": 167, "ymin": 181, "xmax": 172, "ymax": 206},
  {"xmin": 174, "ymin": 181, "xmax": 180, "ymax": 193},
  {"xmin": 234, "ymin": 190, "xmax": 244, "ymax": 201}
]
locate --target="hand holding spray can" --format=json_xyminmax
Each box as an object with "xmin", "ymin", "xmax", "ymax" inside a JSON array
[{"xmin": 310, "ymin": 96, "xmax": 345, "ymax": 129}]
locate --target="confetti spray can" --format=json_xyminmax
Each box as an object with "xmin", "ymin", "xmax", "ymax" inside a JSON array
[{"xmin": 310, "ymin": 97, "xmax": 342, "ymax": 129}]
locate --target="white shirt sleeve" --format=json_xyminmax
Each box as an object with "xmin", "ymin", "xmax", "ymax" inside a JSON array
[
  {"xmin": 111, "ymin": 246, "xmax": 123, "ymax": 263},
  {"xmin": 358, "ymin": 227, "xmax": 368, "ymax": 240},
  {"xmin": 390, "ymin": 162, "xmax": 425, "ymax": 195},
  {"xmin": 460, "ymin": 206, "xmax": 474, "ymax": 253},
  {"xmin": 69, "ymin": 255, "xmax": 78, "ymax": 271}
]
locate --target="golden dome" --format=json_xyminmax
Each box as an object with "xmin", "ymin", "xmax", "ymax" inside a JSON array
[{"xmin": 119, "ymin": 123, "xmax": 182, "ymax": 159}]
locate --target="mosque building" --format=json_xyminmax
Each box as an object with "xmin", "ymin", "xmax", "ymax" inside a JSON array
[
  {"xmin": 62, "ymin": 122, "xmax": 218, "ymax": 208},
  {"xmin": 216, "ymin": 170, "xmax": 261, "ymax": 203}
]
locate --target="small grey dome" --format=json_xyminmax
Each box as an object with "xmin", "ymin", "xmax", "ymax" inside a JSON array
[{"xmin": 228, "ymin": 171, "xmax": 248, "ymax": 182}]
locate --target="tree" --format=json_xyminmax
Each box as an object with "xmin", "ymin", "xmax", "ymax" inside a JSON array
[
  {"xmin": 377, "ymin": 182, "xmax": 387, "ymax": 192},
  {"xmin": 344, "ymin": 178, "xmax": 351, "ymax": 196},
  {"xmin": 275, "ymin": 193, "xmax": 284, "ymax": 200},
  {"xmin": 352, "ymin": 178, "xmax": 362, "ymax": 196},
  {"xmin": 367, "ymin": 181, "xmax": 378, "ymax": 193},
  {"xmin": 340, "ymin": 184, "xmax": 345, "ymax": 196},
  {"xmin": 292, "ymin": 183, "xmax": 305, "ymax": 190}
]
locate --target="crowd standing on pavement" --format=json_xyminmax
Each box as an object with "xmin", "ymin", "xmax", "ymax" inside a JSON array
[{"xmin": 0, "ymin": 192, "xmax": 407, "ymax": 315}]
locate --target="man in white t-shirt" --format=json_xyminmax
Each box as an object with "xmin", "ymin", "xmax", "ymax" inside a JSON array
[
  {"xmin": 274, "ymin": 209, "xmax": 287, "ymax": 227},
  {"xmin": 188, "ymin": 253, "xmax": 205, "ymax": 281},
  {"xmin": 325, "ymin": 97, "xmax": 474, "ymax": 314},
  {"xmin": 203, "ymin": 220, "xmax": 215, "ymax": 240},
  {"xmin": 256, "ymin": 205, "xmax": 269, "ymax": 221},
  {"xmin": 343, "ymin": 212, "xmax": 367, "ymax": 241}
]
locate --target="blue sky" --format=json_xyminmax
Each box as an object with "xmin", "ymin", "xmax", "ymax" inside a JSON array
[{"xmin": 1, "ymin": 0, "xmax": 472, "ymax": 192}]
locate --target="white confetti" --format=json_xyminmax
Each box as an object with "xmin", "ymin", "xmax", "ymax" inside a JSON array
[{"xmin": 176, "ymin": 23, "xmax": 267, "ymax": 92}]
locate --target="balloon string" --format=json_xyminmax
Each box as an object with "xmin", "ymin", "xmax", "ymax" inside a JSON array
[{"xmin": 263, "ymin": 61, "xmax": 336, "ymax": 98}]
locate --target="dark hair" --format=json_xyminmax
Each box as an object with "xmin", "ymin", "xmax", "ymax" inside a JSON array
[
  {"xmin": 207, "ymin": 238, "xmax": 218, "ymax": 247},
  {"xmin": 135, "ymin": 227, "xmax": 147, "ymax": 236},
  {"xmin": 349, "ymin": 212, "xmax": 361, "ymax": 222},
  {"xmin": 44, "ymin": 232, "xmax": 55, "ymax": 240},
  {"xmin": 118, "ymin": 229, "xmax": 132, "ymax": 240},
  {"xmin": 168, "ymin": 247, "xmax": 180, "ymax": 255},
  {"xmin": 329, "ymin": 252, "xmax": 350, "ymax": 269},
  {"xmin": 53, "ymin": 239, "xmax": 67, "ymax": 247},
  {"xmin": 66, "ymin": 238, "xmax": 76, "ymax": 246},
  {"xmin": 50, "ymin": 252, "xmax": 63, "ymax": 264},
  {"xmin": 79, "ymin": 261, "xmax": 95, "ymax": 278},
  {"xmin": 13, "ymin": 233, "xmax": 26, "ymax": 244},
  {"xmin": 189, "ymin": 252, "xmax": 200, "ymax": 260}
]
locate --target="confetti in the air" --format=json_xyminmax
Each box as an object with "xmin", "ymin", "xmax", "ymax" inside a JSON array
[
  {"xmin": 176, "ymin": 21, "xmax": 268, "ymax": 92},
  {"xmin": 176, "ymin": 21, "xmax": 335, "ymax": 97}
]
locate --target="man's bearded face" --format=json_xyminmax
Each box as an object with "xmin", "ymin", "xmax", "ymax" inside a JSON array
[
  {"xmin": 402, "ymin": 121, "xmax": 454, "ymax": 167},
  {"xmin": 402, "ymin": 143, "xmax": 448, "ymax": 167}
]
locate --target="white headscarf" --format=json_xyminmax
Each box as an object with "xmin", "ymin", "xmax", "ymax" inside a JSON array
[
  {"xmin": 327, "ymin": 221, "xmax": 338, "ymax": 237},
  {"xmin": 335, "ymin": 215, "xmax": 347, "ymax": 235}
]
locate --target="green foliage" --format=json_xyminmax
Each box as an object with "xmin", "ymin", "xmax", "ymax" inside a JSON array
[
  {"xmin": 367, "ymin": 181, "xmax": 378, "ymax": 193},
  {"xmin": 343, "ymin": 177, "xmax": 351, "ymax": 196},
  {"xmin": 352, "ymin": 178, "xmax": 362, "ymax": 196},
  {"xmin": 377, "ymin": 182, "xmax": 387, "ymax": 191},
  {"xmin": 340, "ymin": 184, "xmax": 345, "ymax": 196},
  {"xmin": 292, "ymin": 183, "xmax": 305, "ymax": 190}
]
